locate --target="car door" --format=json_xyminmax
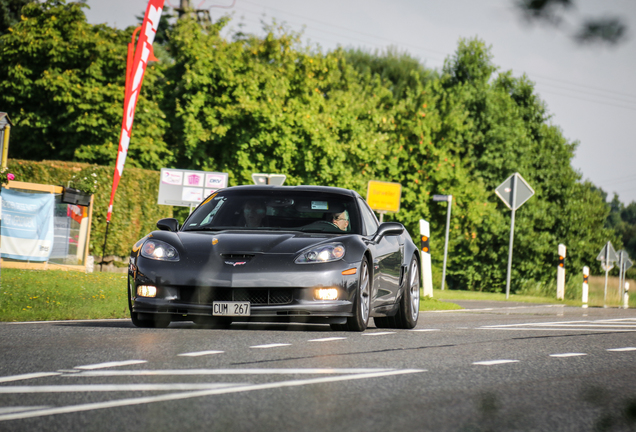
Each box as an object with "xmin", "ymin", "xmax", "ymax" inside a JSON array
[{"xmin": 358, "ymin": 198, "xmax": 402, "ymax": 309}]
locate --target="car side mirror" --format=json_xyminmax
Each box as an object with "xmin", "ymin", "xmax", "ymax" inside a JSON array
[
  {"xmin": 157, "ymin": 218, "xmax": 179, "ymax": 232},
  {"xmin": 373, "ymin": 222, "xmax": 404, "ymax": 242}
]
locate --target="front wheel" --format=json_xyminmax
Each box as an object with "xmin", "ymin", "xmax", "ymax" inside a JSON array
[
  {"xmin": 128, "ymin": 276, "xmax": 170, "ymax": 328},
  {"xmin": 336, "ymin": 258, "xmax": 371, "ymax": 331}
]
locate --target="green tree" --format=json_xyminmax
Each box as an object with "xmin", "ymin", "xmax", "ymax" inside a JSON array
[
  {"xmin": 434, "ymin": 38, "xmax": 617, "ymax": 290},
  {"xmin": 345, "ymin": 38, "xmax": 617, "ymax": 292},
  {"xmin": 0, "ymin": 0, "xmax": 32, "ymax": 35},
  {"xmin": 162, "ymin": 18, "xmax": 392, "ymax": 192},
  {"xmin": 0, "ymin": 0, "xmax": 171, "ymax": 169}
]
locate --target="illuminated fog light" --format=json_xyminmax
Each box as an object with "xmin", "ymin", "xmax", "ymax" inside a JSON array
[
  {"xmin": 137, "ymin": 285, "xmax": 157, "ymax": 298},
  {"xmin": 315, "ymin": 288, "xmax": 338, "ymax": 300}
]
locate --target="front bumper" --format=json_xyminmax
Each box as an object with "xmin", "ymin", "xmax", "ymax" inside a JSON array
[{"xmin": 129, "ymin": 255, "xmax": 361, "ymax": 323}]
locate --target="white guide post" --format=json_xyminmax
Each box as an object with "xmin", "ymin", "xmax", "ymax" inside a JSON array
[
  {"xmin": 582, "ymin": 266, "xmax": 589, "ymax": 308},
  {"xmin": 624, "ymin": 282, "xmax": 630, "ymax": 309},
  {"xmin": 419, "ymin": 219, "xmax": 434, "ymax": 298},
  {"xmin": 556, "ymin": 244, "xmax": 566, "ymax": 300}
]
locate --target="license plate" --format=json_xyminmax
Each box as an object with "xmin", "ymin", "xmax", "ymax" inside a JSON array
[{"xmin": 213, "ymin": 302, "xmax": 250, "ymax": 316}]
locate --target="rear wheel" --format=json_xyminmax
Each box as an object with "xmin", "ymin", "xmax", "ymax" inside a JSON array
[
  {"xmin": 395, "ymin": 256, "xmax": 420, "ymax": 329},
  {"xmin": 373, "ymin": 256, "xmax": 420, "ymax": 329}
]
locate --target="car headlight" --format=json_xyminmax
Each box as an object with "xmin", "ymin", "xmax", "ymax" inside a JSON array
[
  {"xmin": 140, "ymin": 239, "xmax": 180, "ymax": 261},
  {"xmin": 295, "ymin": 243, "xmax": 345, "ymax": 264}
]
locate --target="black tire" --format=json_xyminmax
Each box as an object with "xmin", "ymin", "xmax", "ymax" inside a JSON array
[
  {"xmin": 394, "ymin": 256, "xmax": 420, "ymax": 329},
  {"xmin": 342, "ymin": 258, "xmax": 371, "ymax": 331},
  {"xmin": 128, "ymin": 276, "xmax": 170, "ymax": 328}
]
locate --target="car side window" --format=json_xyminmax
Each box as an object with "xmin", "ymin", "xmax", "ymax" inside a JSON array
[{"xmin": 358, "ymin": 198, "xmax": 379, "ymax": 236}]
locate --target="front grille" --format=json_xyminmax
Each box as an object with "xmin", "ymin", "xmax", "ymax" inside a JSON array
[{"xmin": 179, "ymin": 287, "xmax": 293, "ymax": 305}]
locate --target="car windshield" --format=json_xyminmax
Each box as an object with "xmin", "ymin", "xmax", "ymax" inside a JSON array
[{"xmin": 182, "ymin": 189, "xmax": 360, "ymax": 234}]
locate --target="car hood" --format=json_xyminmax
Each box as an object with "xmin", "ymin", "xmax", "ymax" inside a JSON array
[{"xmin": 175, "ymin": 230, "xmax": 338, "ymax": 257}]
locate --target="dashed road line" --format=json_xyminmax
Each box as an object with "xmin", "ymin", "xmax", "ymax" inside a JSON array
[
  {"xmin": 607, "ymin": 347, "xmax": 636, "ymax": 352},
  {"xmin": 178, "ymin": 350, "xmax": 224, "ymax": 357},
  {"xmin": 250, "ymin": 343, "xmax": 291, "ymax": 349},
  {"xmin": 549, "ymin": 353, "xmax": 587, "ymax": 358},
  {"xmin": 74, "ymin": 360, "xmax": 147, "ymax": 370},
  {"xmin": 364, "ymin": 332, "xmax": 395, "ymax": 336},
  {"xmin": 473, "ymin": 360, "xmax": 519, "ymax": 366},
  {"xmin": 308, "ymin": 337, "xmax": 347, "ymax": 342},
  {"xmin": 410, "ymin": 329, "xmax": 440, "ymax": 332}
]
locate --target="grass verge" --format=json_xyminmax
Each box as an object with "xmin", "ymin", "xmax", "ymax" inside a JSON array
[
  {"xmin": 432, "ymin": 289, "xmax": 574, "ymax": 305},
  {"xmin": 1, "ymin": 268, "xmax": 128, "ymax": 322}
]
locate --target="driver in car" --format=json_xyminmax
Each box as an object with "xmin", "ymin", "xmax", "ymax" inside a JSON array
[
  {"xmin": 243, "ymin": 200, "xmax": 267, "ymax": 227},
  {"xmin": 331, "ymin": 210, "xmax": 349, "ymax": 231}
]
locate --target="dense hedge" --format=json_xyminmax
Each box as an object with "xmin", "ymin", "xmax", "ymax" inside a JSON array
[{"xmin": 6, "ymin": 159, "xmax": 172, "ymax": 257}]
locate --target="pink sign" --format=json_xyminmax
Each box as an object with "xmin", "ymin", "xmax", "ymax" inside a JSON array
[
  {"xmin": 184, "ymin": 173, "xmax": 203, "ymax": 187},
  {"xmin": 205, "ymin": 173, "xmax": 227, "ymax": 188}
]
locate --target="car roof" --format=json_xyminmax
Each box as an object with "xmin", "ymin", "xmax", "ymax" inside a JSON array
[{"xmin": 221, "ymin": 185, "xmax": 361, "ymax": 198}]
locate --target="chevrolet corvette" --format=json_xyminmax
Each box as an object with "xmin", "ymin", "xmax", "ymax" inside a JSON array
[{"xmin": 127, "ymin": 185, "xmax": 421, "ymax": 331}]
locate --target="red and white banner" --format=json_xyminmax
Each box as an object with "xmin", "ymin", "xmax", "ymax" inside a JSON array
[{"xmin": 107, "ymin": 0, "xmax": 164, "ymax": 222}]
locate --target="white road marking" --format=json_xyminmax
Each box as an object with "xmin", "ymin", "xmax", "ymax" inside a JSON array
[
  {"xmin": 250, "ymin": 343, "xmax": 291, "ymax": 349},
  {"xmin": 550, "ymin": 353, "xmax": 587, "ymax": 358},
  {"xmin": 431, "ymin": 305, "xmax": 565, "ymax": 313},
  {"xmin": 74, "ymin": 360, "xmax": 147, "ymax": 370},
  {"xmin": 479, "ymin": 328, "xmax": 636, "ymax": 332},
  {"xmin": 473, "ymin": 360, "xmax": 519, "ymax": 366},
  {"xmin": 308, "ymin": 337, "xmax": 347, "ymax": 342},
  {"xmin": 178, "ymin": 350, "xmax": 224, "ymax": 357},
  {"xmin": 67, "ymin": 368, "xmax": 395, "ymax": 377},
  {"xmin": 607, "ymin": 347, "xmax": 636, "ymax": 352},
  {"xmin": 0, "ymin": 406, "xmax": 51, "ymax": 415},
  {"xmin": 0, "ymin": 369, "xmax": 425, "ymax": 422},
  {"xmin": 411, "ymin": 329, "xmax": 440, "ymax": 332},
  {"xmin": 0, "ymin": 372, "xmax": 61, "ymax": 384},
  {"xmin": 364, "ymin": 332, "xmax": 395, "ymax": 336},
  {"xmin": 479, "ymin": 318, "xmax": 636, "ymax": 332},
  {"xmin": 0, "ymin": 383, "xmax": 243, "ymax": 393}
]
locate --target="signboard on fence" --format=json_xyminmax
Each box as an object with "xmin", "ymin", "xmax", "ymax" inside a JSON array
[
  {"xmin": 1, "ymin": 188, "xmax": 55, "ymax": 261},
  {"xmin": 157, "ymin": 168, "xmax": 228, "ymax": 207}
]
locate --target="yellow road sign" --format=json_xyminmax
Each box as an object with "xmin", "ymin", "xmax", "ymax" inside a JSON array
[{"xmin": 366, "ymin": 180, "xmax": 401, "ymax": 213}]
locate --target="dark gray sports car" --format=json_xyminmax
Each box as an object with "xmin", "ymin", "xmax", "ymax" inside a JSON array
[{"xmin": 127, "ymin": 185, "xmax": 421, "ymax": 331}]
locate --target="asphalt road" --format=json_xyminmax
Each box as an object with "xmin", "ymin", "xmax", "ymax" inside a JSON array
[{"xmin": 1, "ymin": 302, "xmax": 636, "ymax": 432}]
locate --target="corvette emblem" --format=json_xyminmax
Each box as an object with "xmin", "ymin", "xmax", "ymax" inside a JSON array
[
  {"xmin": 212, "ymin": 238, "xmax": 219, "ymax": 245},
  {"xmin": 225, "ymin": 261, "xmax": 247, "ymax": 266}
]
